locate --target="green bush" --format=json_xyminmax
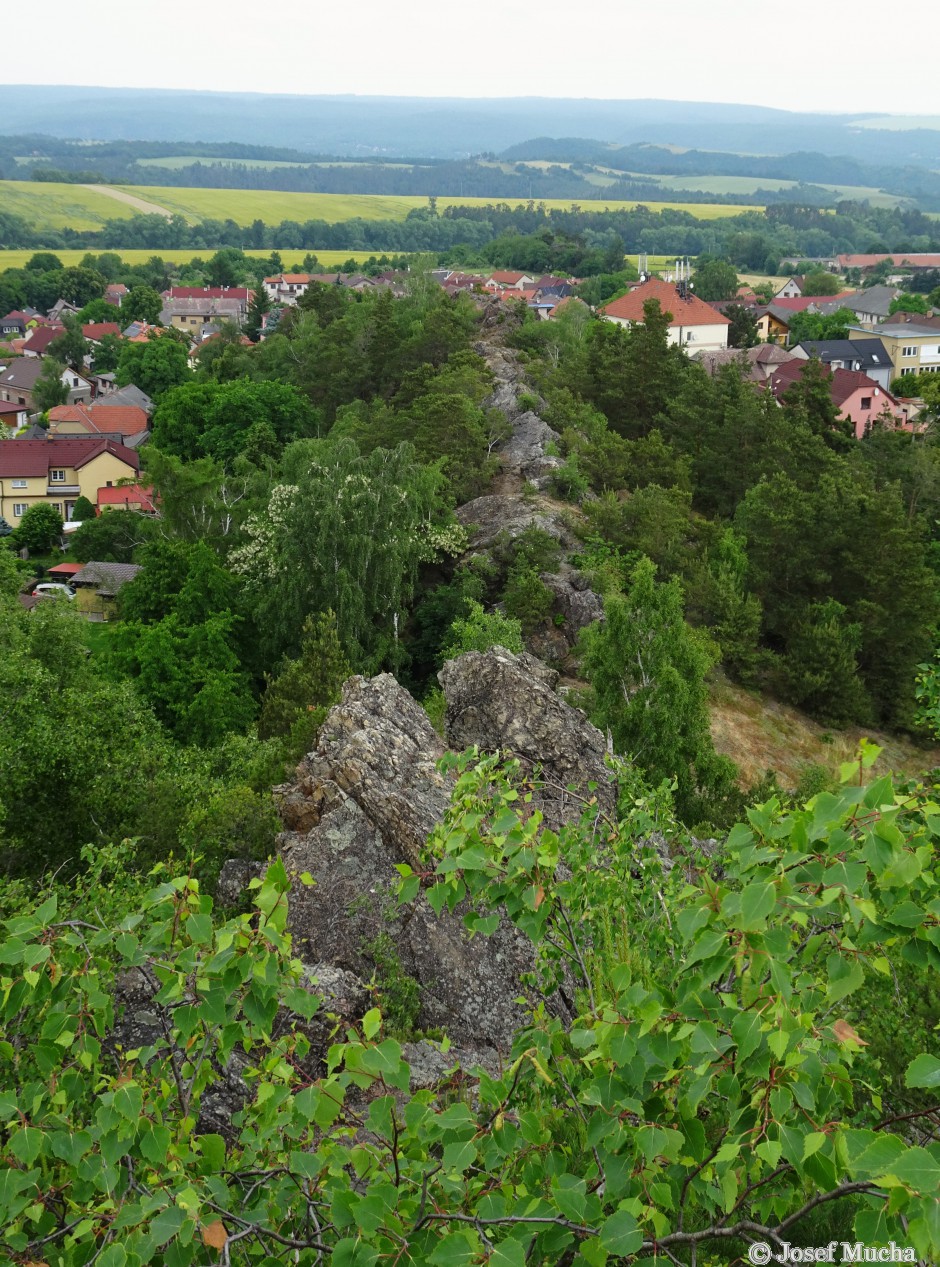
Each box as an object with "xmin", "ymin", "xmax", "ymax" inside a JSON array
[{"xmin": 502, "ymin": 563, "xmax": 554, "ymax": 633}]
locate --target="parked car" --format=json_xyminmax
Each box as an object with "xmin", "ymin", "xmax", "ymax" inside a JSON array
[{"xmin": 33, "ymin": 583, "xmax": 76, "ymax": 600}]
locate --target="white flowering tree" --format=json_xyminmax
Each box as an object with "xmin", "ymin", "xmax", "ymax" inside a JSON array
[{"xmin": 232, "ymin": 437, "xmax": 455, "ymax": 668}]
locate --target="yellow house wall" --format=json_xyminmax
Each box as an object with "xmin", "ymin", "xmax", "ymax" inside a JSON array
[
  {"xmin": 0, "ymin": 452, "xmax": 136, "ymax": 524},
  {"xmin": 76, "ymin": 452, "xmax": 137, "ymax": 503},
  {"xmin": 0, "ymin": 474, "xmax": 48, "ymax": 522},
  {"xmin": 74, "ymin": 588, "xmax": 117, "ymax": 620}
]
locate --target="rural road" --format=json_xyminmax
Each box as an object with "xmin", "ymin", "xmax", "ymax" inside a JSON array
[{"xmin": 82, "ymin": 185, "xmax": 174, "ymax": 218}]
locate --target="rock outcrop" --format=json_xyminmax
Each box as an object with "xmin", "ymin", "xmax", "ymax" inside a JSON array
[
  {"xmin": 439, "ymin": 646, "xmax": 615, "ymax": 828},
  {"xmin": 499, "ymin": 411, "xmax": 564, "ymax": 485},
  {"xmin": 260, "ymin": 648, "xmax": 618, "ymax": 1056},
  {"xmin": 455, "ymin": 493, "xmax": 575, "ymax": 552}
]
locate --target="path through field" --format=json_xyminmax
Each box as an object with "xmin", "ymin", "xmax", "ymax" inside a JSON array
[{"xmin": 82, "ymin": 185, "xmax": 173, "ymax": 218}]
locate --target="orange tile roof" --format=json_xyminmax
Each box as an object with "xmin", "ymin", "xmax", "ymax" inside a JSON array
[
  {"xmin": 47, "ymin": 404, "xmax": 149, "ymax": 436},
  {"xmin": 600, "ymin": 278, "xmax": 731, "ymax": 328},
  {"xmin": 97, "ymin": 483, "xmax": 156, "ymax": 511},
  {"xmin": 82, "ymin": 322, "xmax": 122, "ymax": 340}
]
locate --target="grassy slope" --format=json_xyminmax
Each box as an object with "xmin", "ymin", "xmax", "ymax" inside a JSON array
[
  {"xmin": 124, "ymin": 186, "xmax": 755, "ymax": 224},
  {"xmin": 0, "ymin": 180, "xmax": 759, "ymax": 233},
  {"xmin": 710, "ymin": 675, "xmax": 939, "ymax": 788},
  {"xmin": 0, "ymin": 181, "xmax": 140, "ymax": 230}
]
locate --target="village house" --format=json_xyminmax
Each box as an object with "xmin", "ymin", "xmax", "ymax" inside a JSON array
[
  {"xmin": 263, "ymin": 273, "xmax": 316, "ymax": 304},
  {"xmin": 99, "ymin": 383, "xmax": 154, "ymax": 414},
  {"xmin": 46, "ymin": 403, "xmax": 150, "ymax": 446},
  {"xmin": 695, "ymin": 344, "xmax": 797, "ymax": 382},
  {"xmin": 0, "ymin": 436, "xmax": 140, "ymax": 526},
  {"xmin": 159, "ymin": 286, "xmax": 253, "ymax": 330},
  {"xmin": 840, "ymin": 286, "xmax": 903, "ymax": 327},
  {"xmin": 774, "ymin": 277, "xmax": 805, "ymax": 299},
  {"xmin": 47, "ymin": 299, "xmax": 80, "ymax": 323},
  {"xmin": 790, "ymin": 338, "xmax": 894, "ymax": 390},
  {"xmin": 20, "ymin": 325, "xmax": 65, "ymax": 357},
  {"xmin": 1, "ymin": 310, "xmax": 41, "ymax": 338},
  {"xmin": 81, "ymin": 322, "xmax": 123, "ymax": 344},
  {"xmin": 104, "ymin": 283, "xmax": 128, "ymax": 307},
  {"xmin": 486, "ymin": 271, "xmax": 537, "ymax": 291},
  {"xmin": 599, "ymin": 278, "xmax": 731, "ymax": 353},
  {"xmin": 859, "ymin": 321, "xmax": 940, "ymax": 380},
  {"xmin": 160, "ymin": 296, "xmax": 250, "ymax": 330},
  {"xmin": 754, "ymin": 305, "xmax": 793, "ymax": 344},
  {"xmin": 70, "ymin": 560, "xmax": 142, "ymax": 621},
  {"xmin": 767, "ymin": 360, "xmax": 911, "ymax": 438},
  {"xmin": 836, "ymin": 253, "xmax": 940, "ymax": 274},
  {"xmin": 0, "ymin": 401, "xmax": 29, "ymax": 432},
  {"xmin": 0, "ymin": 359, "xmax": 93, "ymax": 409}
]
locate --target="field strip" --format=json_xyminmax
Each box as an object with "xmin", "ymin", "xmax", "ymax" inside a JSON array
[{"xmin": 85, "ymin": 185, "xmax": 173, "ymax": 218}]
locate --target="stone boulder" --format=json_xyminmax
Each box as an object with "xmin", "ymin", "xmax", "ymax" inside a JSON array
[{"xmin": 438, "ymin": 646, "xmax": 616, "ymax": 827}]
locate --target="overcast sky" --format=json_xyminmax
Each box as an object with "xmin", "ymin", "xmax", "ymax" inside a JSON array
[{"xmin": 5, "ymin": 0, "xmax": 940, "ymax": 116}]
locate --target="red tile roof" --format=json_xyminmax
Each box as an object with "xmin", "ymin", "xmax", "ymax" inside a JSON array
[
  {"xmin": 264, "ymin": 273, "xmax": 315, "ymax": 284},
  {"xmin": 22, "ymin": 324, "xmax": 65, "ymax": 354},
  {"xmin": 166, "ymin": 287, "xmax": 252, "ymax": 300},
  {"xmin": 97, "ymin": 483, "xmax": 156, "ymax": 512},
  {"xmin": 82, "ymin": 322, "xmax": 122, "ymax": 340},
  {"xmin": 0, "ymin": 437, "xmax": 139, "ymax": 478},
  {"xmin": 600, "ymin": 278, "xmax": 731, "ymax": 327},
  {"xmin": 48, "ymin": 561, "xmax": 84, "ymax": 575},
  {"xmin": 767, "ymin": 360, "xmax": 900, "ymax": 410},
  {"xmin": 47, "ymin": 404, "xmax": 149, "ymax": 436},
  {"xmin": 489, "ymin": 271, "xmax": 531, "ymax": 285}
]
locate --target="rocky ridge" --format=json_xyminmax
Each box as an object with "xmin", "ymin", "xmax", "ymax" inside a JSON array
[{"xmin": 272, "ymin": 647, "xmax": 618, "ymax": 1065}]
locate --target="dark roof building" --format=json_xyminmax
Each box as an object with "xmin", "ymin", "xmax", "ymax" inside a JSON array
[
  {"xmin": 72, "ymin": 561, "xmax": 142, "ymax": 597},
  {"xmin": 0, "ymin": 437, "xmax": 140, "ymax": 479}
]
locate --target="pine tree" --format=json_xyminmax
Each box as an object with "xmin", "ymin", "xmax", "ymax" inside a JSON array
[{"xmin": 245, "ymin": 283, "xmax": 271, "ymax": 343}]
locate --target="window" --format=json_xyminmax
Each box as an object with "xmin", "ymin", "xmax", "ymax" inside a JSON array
[
  {"xmin": 861, "ymin": 397, "xmax": 872, "ymax": 410},
  {"xmin": 72, "ymin": 378, "xmax": 80, "ymax": 387},
  {"xmin": 902, "ymin": 346, "xmax": 917, "ymax": 357},
  {"xmin": 51, "ymin": 503, "xmax": 62, "ymax": 514},
  {"xmin": 50, "ymin": 469, "xmax": 66, "ymax": 482},
  {"xmin": 11, "ymin": 479, "xmax": 26, "ymax": 489},
  {"xmin": 12, "ymin": 503, "xmax": 27, "ymax": 517},
  {"xmin": 901, "ymin": 367, "xmax": 916, "ymax": 376}
]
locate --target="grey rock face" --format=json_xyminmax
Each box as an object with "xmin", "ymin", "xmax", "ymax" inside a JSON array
[
  {"xmin": 438, "ymin": 646, "xmax": 616, "ymax": 828},
  {"xmin": 542, "ymin": 572, "xmax": 605, "ymax": 636},
  {"xmin": 275, "ymin": 672, "xmax": 545, "ymax": 1050},
  {"xmin": 294, "ymin": 673, "xmax": 450, "ymax": 871},
  {"xmin": 456, "ymin": 493, "xmax": 573, "ymax": 552},
  {"xmin": 500, "ymin": 412, "xmax": 563, "ymax": 484}
]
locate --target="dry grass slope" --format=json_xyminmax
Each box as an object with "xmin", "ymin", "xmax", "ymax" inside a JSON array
[{"xmin": 710, "ymin": 674, "xmax": 939, "ymax": 789}]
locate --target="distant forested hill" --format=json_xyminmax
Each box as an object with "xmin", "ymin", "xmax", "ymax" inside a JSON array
[{"xmin": 3, "ymin": 86, "xmax": 940, "ymax": 168}]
